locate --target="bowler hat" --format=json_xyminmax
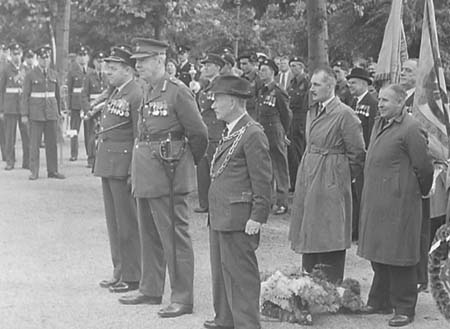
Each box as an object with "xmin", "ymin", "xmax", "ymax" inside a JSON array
[
  {"xmin": 131, "ymin": 37, "xmax": 168, "ymax": 59},
  {"xmin": 259, "ymin": 58, "xmax": 279, "ymax": 76},
  {"xmin": 201, "ymin": 53, "xmax": 226, "ymax": 68},
  {"xmin": 104, "ymin": 46, "xmax": 135, "ymax": 68},
  {"xmin": 207, "ymin": 75, "xmax": 253, "ymax": 99},
  {"xmin": 346, "ymin": 67, "xmax": 373, "ymax": 85}
]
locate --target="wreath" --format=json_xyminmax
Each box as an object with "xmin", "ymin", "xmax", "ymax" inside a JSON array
[
  {"xmin": 260, "ymin": 267, "xmax": 364, "ymax": 325},
  {"xmin": 429, "ymin": 223, "xmax": 450, "ymax": 321}
]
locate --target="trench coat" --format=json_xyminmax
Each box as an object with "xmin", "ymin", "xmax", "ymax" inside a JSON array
[
  {"xmin": 289, "ymin": 97, "xmax": 365, "ymax": 253},
  {"xmin": 357, "ymin": 111, "xmax": 433, "ymax": 266}
]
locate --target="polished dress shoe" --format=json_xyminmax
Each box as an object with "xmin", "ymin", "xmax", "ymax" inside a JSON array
[
  {"xmin": 109, "ymin": 281, "xmax": 139, "ymax": 293},
  {"xmin": 118, "ymin": 292, "xmax": 162, "ymax": 305},
  {"xmin": 388, "ymin": 314, "xmax": 414, "ymax": 327},
  {"xmin": 29, "ymin": 174, "xmax": 39, "ymax": 180},
  {"xmin": 203, "ymin": 319, "xmax": 234, "ymax": 329},
  {"xmin": 361, "ymin": 305, "xmax": 393, "ymax": 314},
  {"xmin": 4, "ymin": 164, "xmax": 14, "ymax": 171},
  {"xmin": 194, "ymin": 206, "xmax": 208, "ymax": 213},
  {"xmin": 157, "ymin": 303, "xmax": 193, "ymax": 318},
  {"xmin": 48, "ymin": 172, "xmax": 66, "ymax": 179},
  {"xmin": 69, "ymin": 157, "xmax": 77, "ymax": 161},
  {"xmin": 99, "ymin": 278, "xmax": 120, "ymax": 288}
]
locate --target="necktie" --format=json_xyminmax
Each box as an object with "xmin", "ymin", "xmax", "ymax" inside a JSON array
[
  {"xmin": 351, "ymin": 97, "xmax": 358, "ymax": 110},
  {"xmin": 315, "ymin": 103, "xmax": 324, "ymax": 117},
  {"xmin": 222, "ymin": 127, "xmax": 229, "ymax": 139},
  {"xmin": 281, "ymin": 73, "xmax": 286, "ymax": 89}
]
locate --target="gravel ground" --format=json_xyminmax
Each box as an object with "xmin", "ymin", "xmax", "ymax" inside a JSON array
[{"xmin": 0, "ymin": 142, "xmax": 447, "ymax": 329}]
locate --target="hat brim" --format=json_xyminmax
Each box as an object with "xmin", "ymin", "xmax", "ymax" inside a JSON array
[
  {"xmin": 210, "ymin": 90, "xmax": 253, "ymax": 99},
  {"xmin": 104, "ymin": 56, "xmax": 134, "ymax": 67},
  {"xmin": 130, "ymin": 53, "xmax": 154, "ymax": 59},
  {"xmin": 346, "ymin": 74, "xmax": 372, "ymax": 85}
]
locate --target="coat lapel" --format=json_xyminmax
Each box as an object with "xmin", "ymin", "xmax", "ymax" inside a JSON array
[{"xmin": 215, "ymin": 114, "xmax": 252, "ymax": 160}]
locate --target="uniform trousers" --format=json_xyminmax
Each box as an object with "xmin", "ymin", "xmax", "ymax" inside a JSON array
[
  {"xmin": 29, "ymin": 119, "xmax": 58, "ymax": 176},
  {"xmin": 263, "ymin": 122, "xmax": 289, "ymax": 207},
  {"xmin": 351, "ymin": 173, "xmax": 364, "ymax": 241},
  {"xmin": 368, "ymin": 262, "xmax": 418, "ymax": 316},
  {"xmin": 70, "ymin": 109, "xmax": 90, "ymax": 159},
  {"xmin": 85, "ymin": 118, "xmax": 96, "ymax": 165},
  {"xmin": 302, "ymin": 250, "xmax": 346, "ymax": 284},
  {"xmin": 136, "ymin": 195, "xmax": 194, "ymax": 305},
  {"xmin": 196, "ymin": 141, "xmax": 219, "ymax": 209},
  {"xmin": 4, "ymin": 113, "xmax": 30, "ymax": 168},
  {"xmin": 0, "ymin": 117, "xmax": 5, "ymax": 161},
  {"xmin": 101, "ymin": 177, "xmax": 141, "ymax": 282},
  {"xmin": 210, "ymin": 229, "xmax": 261, "ymax": 329},
  {"xmin": 287, "ymin": 117, "xmax": 305, "ymax": 191}
]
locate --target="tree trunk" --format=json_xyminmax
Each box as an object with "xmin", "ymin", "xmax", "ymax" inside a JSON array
[{"xmin": 306, "ymin": 0, "xmax": 329, "ymax": 72}]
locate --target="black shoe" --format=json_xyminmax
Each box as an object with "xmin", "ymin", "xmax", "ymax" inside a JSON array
[
  {"xmin": 157, "ymin": 303, "xmax": 193, "ymax": 318},
  {"xmin": 48, "ymin": 172, "xmax": 65, "ymax": 179},
  {"xmin": 4, "ymin": 164, "xmax": 14, "ymax": 171},
  {"xmin": 204, "ymin": 320, "xmax": 234, "ymax": 329},
  {"xmin": 99, "ymin": 278, "xmax": 120, "ymax": 288},
  {"xmin": 388, "ymin": 314, "xmax": 414, "ymax": 327},
  {"xmin": 109, "ymin": 281, "xmax": 139, "ymax": 293},
  {"xmin": 118, "ymin": 293, "xmax": 162, "ymax": 305},
  {"xmin": 69, "ymin": 157, "xmax": 77, "ymax": 161},
  {"xmin": 194, "ymin": 206, "xmax": 208, "ymax": 213},
  {"xmin": 29, "ymin": 174, "xmax": 38, "ymax": 180},
  {"xmin": 360, "ymin": 305, "xmax": 393, "ymax": 315}
]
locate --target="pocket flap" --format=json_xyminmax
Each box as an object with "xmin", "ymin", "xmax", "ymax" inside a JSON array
[{"xmin": 229, "ymin": 192, "xmax": 253, "ymax": 204}]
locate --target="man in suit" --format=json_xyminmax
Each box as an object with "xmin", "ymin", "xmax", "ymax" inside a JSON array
[
  {"xmin": 0, "ymin": 43, "xmax": 29, "ymax": 170},
  {"xmin": 21, "ymin": 46, "xmax": 65, "ymax": 180},
  {"xmin": 119, "ymin": 38, "xmax": 208, "ymax": 319},
  {"xmin": 256, "ymin": 58, "xmax": 291, "ymax": 215},
  {"xmin": 68, "ymin": 45, "xmax": 90, "ymax": 161},
  {"xmin": 347, "ymin": 67, "xmax": 378, "ymax": 241},
  {"xmin": 204, "ymin": 75, "xmax": 272, "ymax": 329},
  {"xmin": 194, "ymin": 54, "xmax": 226, "ymax": 213},
  {"xmin": 400, "ymin": 59, "xmax": 418, "ymax": 114},
  {"xmin": 358, "ymin": 84, "xmax": 433, "ymax": 327},
  {"xmin": 94, "ymin": 46, "xmax": 142, "ymax": 294},
  {"xmin": 177, "ymin": 45, "xmax": 193, "ymax": 87},
  {"xmin": 275, "ymin": 56, "xmax": 293, "ymax": 91}
]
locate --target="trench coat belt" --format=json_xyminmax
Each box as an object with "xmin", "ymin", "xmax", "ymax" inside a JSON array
[
  {"xmin": 307, "ymin": 145, "xmax": 345, "ymax": 155},
  {"xmin": 73, "ymin": 87, "xmax": 83, "ymax": 93},
  {"xmin": 6, "ymin": 87, "xmax": 21, "ymax": 93},
  {"xmin": 30, "ymin": 92, "xmax": 55, "ymax": 98}
]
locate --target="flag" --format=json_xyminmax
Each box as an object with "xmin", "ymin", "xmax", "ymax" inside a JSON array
[
  {"xmin": 413, "ymin": 0, "xmax": 449, "ymax": 162},
  {"xmin": 374, "ymin": 0, "xmax": 408, "ymax": 85}
]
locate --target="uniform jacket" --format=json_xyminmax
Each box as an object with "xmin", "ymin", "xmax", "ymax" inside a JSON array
[
  {"xmin": 82, "ymin": 69, "xmax": 109, "ymax": 112},
  {"xmin": 289, "ymin": 97, "xmax": 366, "ymax": 253},
  {"xmin": 335, "ymin": 80, "xmax": 352, "ymax": 106},
  {"xmin": 0, "ymin": 61, "xmax": 24, "ymax": 114},
  {"xmin": 357, "ymin": 111, "xmax": 433, "ymax": 266},
  {"xmin": 197, "ymin": 78, "xmax": 226, "ymax": 142},
  {"xmin": 177, "ymin": 61, "xmax": 193, "ymax": 86},
  {"xmin": 241, "ymin": 69, "xmax": 261, "ymax": 120},
  {"xmin": 255, "ymin": 81, "xmax": 292, "ymax": 133},
  {"xmin": 131, "ymin": 74, "xmax": 208, "ymax": 198},
  {"xmin": 93, "ymin": 79, "xmax": 142, "ymax": 179},
  {"xmin": 352, "ymin": 91, "xmax": 378, "ymax": 147},
  {"xmin": 275, "ymin": 70, "xmax": 293, "ymax": 90},
  {"xmin": 209, "ymin": 114, "xmax": 272, "ymax": 231},
  {"xmin": 287, "ymin": 74, "xmax": 309, "ymax": 132},
  {"xmin": 21, "ymin": 66, "xmax": 60, "ymax": 121},
  {"xmin": 67, "ymin": 63, "xmax": 87, "ymax": 110}
]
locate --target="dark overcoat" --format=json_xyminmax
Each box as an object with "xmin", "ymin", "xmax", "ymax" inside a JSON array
[{"xmin": 357, "ymin": 111, "xmax": 433, "ymax": 266}]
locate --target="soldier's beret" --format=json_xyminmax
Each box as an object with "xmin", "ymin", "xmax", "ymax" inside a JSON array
[
  {"xmin": 0, "ymin": 44, "xmax": 6, "ymax": 51},
  {"xmin": 346, "ymin": 67, "xmax": 373, "ymax": 85},
  {"xmin": 207, "ymin": 75, "xmax": 253, "ymax": 99},
  {"xmin": 104, "ymin": 46, "xmax": 135, "ymax": 68},
  {"xmin": 221, "ymin": 53, "xmax": 235, "ymax": 67},
  {"xmin": 8, "ymin": 43, "xmax": 22, "ymax": 54},
  {"xmin": 177, "ymin": 45, "xmax": 190, "ymax": 54},
  {"xmin": 223, "ymin": 46, "xmax": 233, "ymax": 54},
  {"xmin": 289, "ymin": 56, "xmax": 305, "ymax": 66},
  {"xmin": 93, "ymin": 51, "xmax": 106, "ymax": 60},
  {"xmin": 131, "ymin": 38, "xmax": 168, "ymax": 59},
  {"xmin": 35, "ymin": 45, "xmax": 52, "ymax": 59},
  {"xmin": 332, "ymin": 60, "xmax": 349, "ymax": 71},
  {"xmin": 77, "ymin": 45, "xmax": 89, "ymax": 56},
  {"xmin": 259, "ymin": 58, "xmax": 279, "ymax": 76},
  {"xmin": 24, "ymin": 49, "xmax": 34, "ymax": 58},
  {"xmin": 201, "ymin": 53, "xmax": 226, "ymax": 68},
  {"xmin": 238, "ymin": 52, "xmax": 257, "ymax": 63}
]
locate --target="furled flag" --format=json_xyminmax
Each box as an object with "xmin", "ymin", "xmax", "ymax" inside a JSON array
[
  {"xmin": 413, "ymin": 0, "xmax": 449, "ymax": 162},
  {"xmin": 374, "ymin": 0, "xmax": 408, "ymax": 85}
]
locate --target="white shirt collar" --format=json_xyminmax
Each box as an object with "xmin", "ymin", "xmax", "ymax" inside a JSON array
[
  {"xmin": 321, "ymin": 95, "xmax": 335, "ymax": 109},
  {"xmin": 226, "ymin": 112, "xmax": 247, "ymax": 136},
  {"xmin": 406, "ymin": 88, "xmax": 415, "ymax": 99},
  {"xmin": 356, "ymin": 90, "xmax": 369, "ymax": 104}
]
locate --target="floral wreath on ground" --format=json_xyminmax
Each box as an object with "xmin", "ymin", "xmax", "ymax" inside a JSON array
[
  {"xmin": 429, "ymin": 222, "xmax": 450, "ymax": 321},
  {"xmin": 260, "ymin": 266, "xmax": 364, "ymax": 325}
]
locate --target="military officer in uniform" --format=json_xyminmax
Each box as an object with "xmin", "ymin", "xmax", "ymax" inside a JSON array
[
  {"xmin": 204, "ymin": 75, "xmax": 272, "ymax": 329},
  {"xmin": 332, "ymin": 60, "xmax": 352, "ymax": 106},
  {"xmin": 119, "ymin": 38, "xmax": 208, "ymax": 319},
  {"xmin": 286, "ymin": 57, "xmax": 309, "ymax": 191},
  {"xmin": 177, "ymin": 45, "xmax": 193, "ymax": 87},
  {"xmin": 0, "ymin": 43, "xmax": 30, "ymax": 170},
  {"xmin": 94, "ymin": 46, "xmax": 142, "ymax": 293},
  {"xmin": 256, "ymin": 58, "xmax": 291, "ymax": 215},
  {"xmin": 0, "ymin": 43, "xmax": 8, "ymax": 161},
  {"xmin": 68, "ymin": 45, "xmax": 90, "ymax": 161},
  {"xmin": 194, "ymin": 53, "xmax": 226, "ymax": 213},
  {"xmin": 238, "ymin": 52, "xmax": 261, "ymax": 120},
  {"xmin": 82, "ymin": 50, "xmax": 108, "ymax": 168},
  {"xmin": 21, "ymin": 46, "xmax": 65, "ymax": 180}
]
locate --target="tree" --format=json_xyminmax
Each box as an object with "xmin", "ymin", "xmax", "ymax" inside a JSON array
[{"xmin": 306, "ymin": 0, "xmax": 329, "ymax": 71}]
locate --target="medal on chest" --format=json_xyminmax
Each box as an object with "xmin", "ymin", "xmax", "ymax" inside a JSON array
[
  {"xmin": 143, "ymin": 100, "xmax": 169, "ymax": 117},
  {"xmin": 107, "ymin": 98, "xmax": 130, "ymax": 117},
  {"xmin": 356, "ymin": 104, "xmax": 370, "ymax": 117}
]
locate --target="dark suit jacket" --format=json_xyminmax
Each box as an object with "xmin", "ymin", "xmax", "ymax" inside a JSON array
[
  {"xmin": 354, "ymin": 91, "xmax": 378, "ymax": 147},
  {"xmin": 209, "ymin": 114, "xmax": 272, "ymax": 231}
]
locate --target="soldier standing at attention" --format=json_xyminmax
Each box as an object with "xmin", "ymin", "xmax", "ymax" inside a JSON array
[
  {"xmin": 68, "ymin": 45, "xmax": 90, "ymax": 162},
  {"xmin": 119, "ymin": 38, "xmax": 208, "ymax": 319},
  {"xmin": 0, "ymin": 44, "xmax": 8, "ymax": 161},
  {"xmin": 194, "ymin": 53, "xmax": 226, "ymax": 213},
  {"xmin": 176, "ymin": 45, "xmax": 193, "ymax": 87},
  {"xmin": 332, "ymin": 60, "xmax": 352, "ymax": 106},
  {"xmin": 21, "ymin": 46, "xmax": 65, "ymax": 180},
  {"xmin": 0, "ymin": 43, "xmax": 30, "ymax": 170},
  {"xmin": 238, "ymin": 52, "xmax": 261, "ymax": 120},
  {"xmin": 94, "ymin": 46, "xmax": 142, "ymax": 294},
  {"xmin": 256, "ymin": 58, "xmax": 291, "ymax": 215}
]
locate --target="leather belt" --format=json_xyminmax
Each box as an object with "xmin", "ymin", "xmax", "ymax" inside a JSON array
[
  {"xmin": 139, "ymin": 131, "xmax": 184, "ymax": 142},
  {"xmin": 30, "ymin": 92, "xmax": 55, "ymax": 98},
  {"xmin": 6, "ymin": 87, "xmax": 21, "ymax": 93}
]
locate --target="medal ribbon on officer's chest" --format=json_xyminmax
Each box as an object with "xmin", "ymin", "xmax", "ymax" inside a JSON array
[
  {"xmin": 107, "ymin": 98, "xmax": 131, "ymax": 117},
  {"xmin": 355, "ymin": 104, "xmax": 370, "ymax": 117},
  {"xmin": 143, "ymin": 100, "xmax": 169, "ymax": 117}
]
